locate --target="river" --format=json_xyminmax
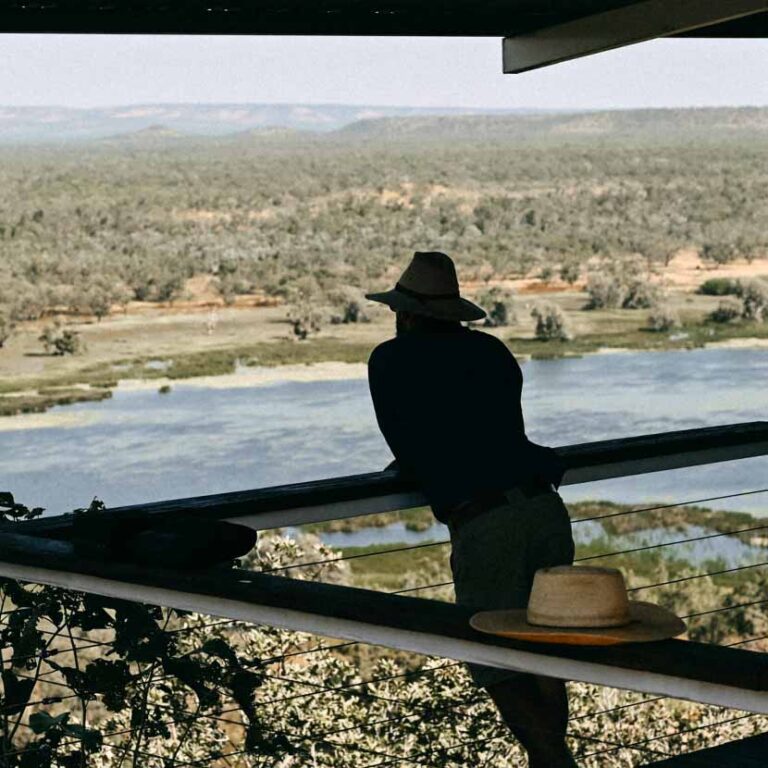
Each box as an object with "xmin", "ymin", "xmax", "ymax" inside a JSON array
[{"xmin": 1, "ymin": 347, "xmax": 767, "ymax": 523}]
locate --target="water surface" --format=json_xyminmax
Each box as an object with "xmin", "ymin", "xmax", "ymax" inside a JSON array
[{"xmin": 2, "ymin": 347, "xmax": 766, "ymax": 518}]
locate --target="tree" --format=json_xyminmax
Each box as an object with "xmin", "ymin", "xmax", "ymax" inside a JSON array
[
  {"xmin": 39, "ymin": 323, "xmax": 81, "ymax": 356},
  {"xmin": 585, "ymin": 273, "xmax": 625, "ymax": 310},
  {"xmin": 0, "ymin": 496, "xmax": 290, "ymax": 768},
  {"xmin": 708, "ymin": 299, "xmax": 742, "ymax": 324},
  {"xmin": 737, "ymin": 279, "xmax": 768, "ymax": 322},
  {"xmin": 0, "ymin": 311, "xmax": 15, "ymax": 348},
  {"xmin": 622, "ymin": 279, "xmax": 662, "ymax": 309},
  {"xmin": 477, "ymin": 287, "xmax": 516, "ymax": 328},
  {"xmin": 647, "ymin": 305, "xmax": 680, "ymax": 332},
  {"xmin": 87, "ymin": 289, "xmax": 112, "ymax": 321},
  {"xmin": 286, "ymin": 276, "xmax": 324, "ymax": 339},
  {"xmin": 531, "ymin": 304, "xmax": 571, "ymax": 341},
  {"xmin": 701, "ymin": 242, "xmax": 737, "ymax": 266},
  {"xmin": 327, "ymin": 286, "xmax": 370, "ymax": 325},
  {"xmin": 559, "ymin": 262, "xmax": 581, "ymax": 285}
]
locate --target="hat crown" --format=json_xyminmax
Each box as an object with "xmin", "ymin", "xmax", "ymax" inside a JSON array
[
  {"xmin": 398, "ymin": 251, "xmax": 460, "ymax": 298},
  {"xmin": 526, "ymin": 566, "xmax": 632, "ymax": 629}
]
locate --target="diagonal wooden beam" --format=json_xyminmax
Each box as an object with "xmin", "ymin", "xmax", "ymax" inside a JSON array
[
  {"xmin": 646, "ymin": 732, "xmax": 768, "ymax": 766},
  {"xmin": 503, "ymin": 0, "xmax": 768, "ymax": 73},
  {"xmin": 0, "ymin": 530, "xmax": 766, "ymax": 714}
]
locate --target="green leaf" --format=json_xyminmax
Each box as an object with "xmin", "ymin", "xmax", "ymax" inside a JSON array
[
  {"xmin": 63, "ymin": 723, "xmax": 103, "ymax": 751},
  {"xmin": 1, "ymin": 669, "xmax": 36, "ymax": 715},
  {"xmin": 29, "ymin": 710, "xmax": 70, "ymax": 734},
  {"xmin": 201, "ymin": 638, "xmax": 238, "ymax": 666}
]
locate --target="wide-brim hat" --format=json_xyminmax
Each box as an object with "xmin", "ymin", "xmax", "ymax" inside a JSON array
[
  {"xmin": 470, "ymin": 566, "xmax": 686, "ymax": 646},
  {"xmin": 365, "ymin": 251, "xmax": 486, "ymax": 322}
]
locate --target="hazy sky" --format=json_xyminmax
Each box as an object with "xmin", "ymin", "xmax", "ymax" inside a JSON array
[{"xmin": 1, "ymin": 34, "xmax": 767, "ymax": 109}]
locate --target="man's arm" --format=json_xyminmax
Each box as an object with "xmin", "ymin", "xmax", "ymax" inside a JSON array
[
  {"xmin": 491, "ymin": 335, "xmax": 566, "ymax": 488},
  {"xmin": 488, "ymin": 334, "xmax": 526, "ymax": 434},
  {"xmin": 367, "ymin": 346, "xmax": 418, "ymax": 477}
]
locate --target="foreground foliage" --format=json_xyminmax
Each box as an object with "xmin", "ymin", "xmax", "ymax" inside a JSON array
[{"xmin": 2, "ymin": 493, "xmax": 767, "ymax": 766}]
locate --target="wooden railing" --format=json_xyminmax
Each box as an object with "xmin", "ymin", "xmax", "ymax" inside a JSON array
[
  {"xmin": 15, "ymin": 421, "xmax": 768, "ymax": 535},
  {"xmin": 2, "ymin": 421, "xmax": 768, "ymax": 714}
]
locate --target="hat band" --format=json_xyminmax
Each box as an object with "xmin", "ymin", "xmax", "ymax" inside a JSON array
[{"xmin": 395, "ymin": 282, "xmax": 460, "ymax": 301}]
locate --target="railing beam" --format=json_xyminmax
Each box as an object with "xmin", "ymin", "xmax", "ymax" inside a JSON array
[
  {"xmin": 12, "ymin": 422, "xmax": 768, "ymax": 535},
  {"xmin": 0, "ymin": 530, "xmax": 766, "ymax": 714}
]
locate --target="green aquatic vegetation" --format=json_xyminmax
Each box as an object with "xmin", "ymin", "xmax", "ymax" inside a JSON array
[
  {"xmin": 303, "ymin": 506, "xmax": 434, "ymax": 534},
  {"xmin": 0, "ymin": 338, "xmax": 373, "ymax": 416},
  {"xmin": 0, "ymin": 387, "xmax": 113, "ymax": 416},
  {"xmin": 509, "ymin": 320, "xmax": 768, "ymax": 359}
]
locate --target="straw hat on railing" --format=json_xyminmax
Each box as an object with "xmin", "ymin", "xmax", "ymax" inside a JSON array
[{"xmin": 471, "ymin": 566, "xmax": 686, "ymax": 646}]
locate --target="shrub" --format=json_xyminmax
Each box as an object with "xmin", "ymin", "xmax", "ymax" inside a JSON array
[
  {"xmin": 531, "ymin": 304, "xmax": 571, "ymax": 341},
  {"xmin": 559, "ymin": 262, "xmax": 581, "ymax": 285},
  {"xmin": 697, "ymin": 278, "xmax": 740, "ymax": 296},
  {"xmin": 344, "ymin": 300, "xmax": 367, "ymax": 323},
  {"xmin": 0, "ymin": 496, "xmax": 294, "ymax": 768},
  {"xmin": 478, "ymin": 287, "xmax": 516, "ymax": 328},
  {"xmin": 708, "ymin": 298, "xmax": 742, "ymax": 324},
  {"xmin": 287, "ymin": 304, "xmax": 322, "ymax": 339},
  {"xmin": 538, "ymin": 265, "xmax": 554, "ymax": 282},
  {"xmin": 287, "ymin": 276, "xmax": 324, "ymax": 339},
  {"xmin": 485, "ymin": 300, "xmax": 512, "ymax": 327},
  {"xmin": 0, "ymin": 312, "xmax": 15, "ymax": 348},
  {"xmin": 622, "ymin": 279, "xmax": 661, "ymax": 309},
  {"xmin": 585, "ymin": 273, "xmax": 625, "ymax": 310},
  {"xmin": 330, "ymin": 299, "xmax": 369, "ymax": 324},
  {"xmin": 737, "ymin": 279, "xmax": 768, "ymax": 322},
  {"xmin": 39, "ymin": 323, "xmax": 82, "ymax": 355},
  {"xmin": 327, "ymin": 286, "xmax": 370, "ymax": 325},
  {"xmin": 647, "ymin": 305, "xmax": 680, "ymax": 332}
]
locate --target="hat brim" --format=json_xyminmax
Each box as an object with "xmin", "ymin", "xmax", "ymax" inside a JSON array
[
  {"xmin": 470, "ymin": 602, "xmax": 686, "ymax": 646},
  {"xmin": 365, "ymin": 289, "xmax": 486, "ymax": 322}
]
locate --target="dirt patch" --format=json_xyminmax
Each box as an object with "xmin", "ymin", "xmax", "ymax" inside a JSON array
[
  {"xmin": 463, "ymin": 275, "xmax": 585, "ymax": 296},
  {"xmin": 173, "ymin": 209, "xmax": 232, "ymax": 224},
  {"xmin": 173, "ymin": 207, "xmax": 279, "ymax": 224},
  {"xmin": 664, "ymin": 248, "xmax": 768, "ymax": 291}
]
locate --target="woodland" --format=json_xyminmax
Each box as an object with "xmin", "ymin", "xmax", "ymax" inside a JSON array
[
  {"xmin": 1, "ymin": 112, "xmax": 768, "ymax": 765},
  {"xmin": 1, "ymin": 116, "xmax": 767, "ymax": 337}
]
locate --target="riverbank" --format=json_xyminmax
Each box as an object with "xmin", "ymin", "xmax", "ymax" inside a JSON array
[
  {"xmin": 317, "ymin": 500, "xmax": 768, "ymax": 594},
  {"xmin": 303, "ymin": 499, "xmax": 767, "ymax": 541}
]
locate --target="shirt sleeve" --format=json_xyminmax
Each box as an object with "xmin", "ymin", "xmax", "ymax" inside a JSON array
[
  {"xmin": 367, "ymin": 346, "xmax": 419, "ymax": 478},
  {"xmin": 491, "ymin": 335, "xmax": 566, "ymax": 487},
  {"xmin": 490, "ymin": 335, "xmax": 526, "ymax": 434}
]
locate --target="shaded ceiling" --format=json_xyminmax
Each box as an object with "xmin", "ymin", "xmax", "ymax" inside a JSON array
[{"xmin": 1, "ymin": 0, "xmax": 767, "ymax": 36}]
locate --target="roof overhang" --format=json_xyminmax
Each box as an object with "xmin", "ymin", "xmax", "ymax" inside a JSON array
[{"xmin": 503, "ymin": 0, "xmax": 768, "ymax": 73}]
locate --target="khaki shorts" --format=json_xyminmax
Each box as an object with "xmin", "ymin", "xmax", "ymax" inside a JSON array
[{"xmin": 447, "ymin": 488, "xmax": 575, "ymax": 688}]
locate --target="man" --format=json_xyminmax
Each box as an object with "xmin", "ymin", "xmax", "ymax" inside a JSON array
[{"xmin": 366, "ymin": 251, "xmax": 577, "ymax": 768}]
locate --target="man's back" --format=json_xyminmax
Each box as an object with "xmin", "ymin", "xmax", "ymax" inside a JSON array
[
  {"xmin": 365, "ymin": 252, "xmax": 577, "ymax": 767},
  {"xmin": 368, "ymin": 326, "xmax": 559, "ymax": 517}
]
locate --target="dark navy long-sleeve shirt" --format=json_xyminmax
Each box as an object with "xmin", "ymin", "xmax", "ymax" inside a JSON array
[{"xmin": 367, "ymin": 327, "xmax": 564, "ymax": 521}]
